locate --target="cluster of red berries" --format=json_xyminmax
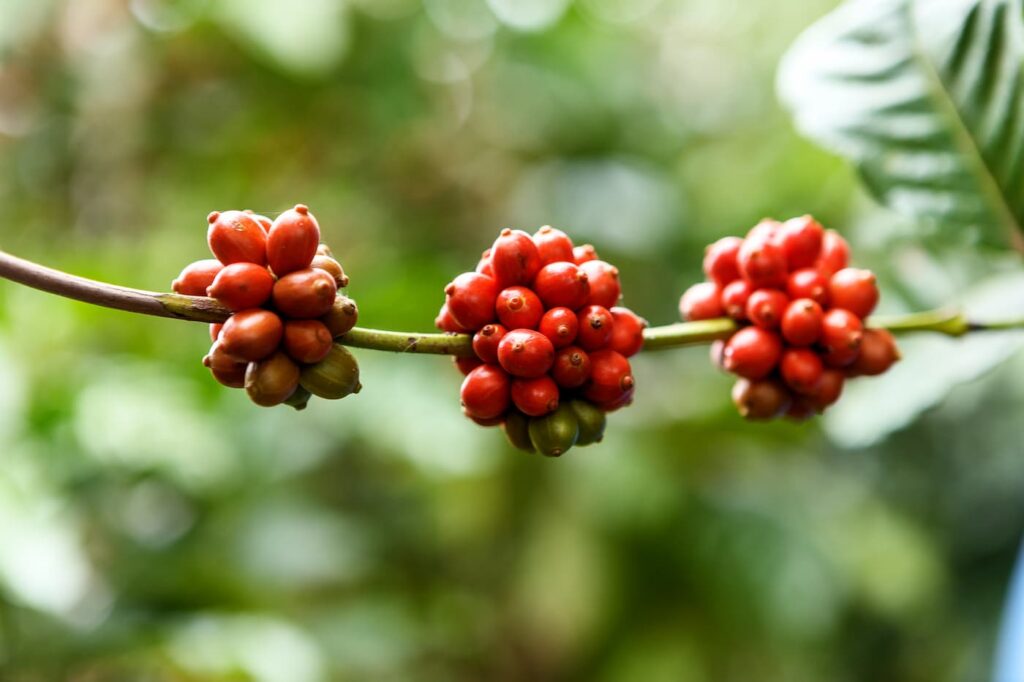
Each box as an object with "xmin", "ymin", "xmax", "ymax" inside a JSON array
[
  {"xmin": 436, "ymin": 227, "xmax": 647, "ymax": 456},
  {"xmin": 172, "ymin": 205, "xmax": 361, "ymax": 409},
  {"xmin": 680, "ymin": 216, "xmax": 900, "ymax": 420}
]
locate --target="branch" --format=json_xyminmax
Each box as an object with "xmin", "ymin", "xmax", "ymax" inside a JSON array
[{"xmin": 1, "ymin": 249, "xmax": 1021, "ymax": 356}]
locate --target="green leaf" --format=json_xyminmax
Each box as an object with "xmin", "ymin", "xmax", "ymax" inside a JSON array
[{"xmin": 778, "ymin": 0, "xmax": 1024, "ymax": 250}]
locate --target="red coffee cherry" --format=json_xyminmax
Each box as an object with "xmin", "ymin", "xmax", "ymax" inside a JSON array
[
  {"xmin": 573, "ymin": 244, "xmax": 599, "ymax": 264},
  {"xmin": 210, "ymin": 323, "xmax": 223, "ymax": 342},
  {"xmin": 476, "ymin": 249, "xmax": 495, "ymax": 277},
  {"xmin": 786, "ymin": 397, "xmax": 816, "ymax": 422},
  {"xmin": 267, "ymin": 204, "xmax": 320, "ymax": 276},
  {"xmin": 497, "ymin": 329, "xmax": 555, "ymax": 378},
  {"xmin": 511, "ymin": 375, "xmax": 560, "ymax": 416},
  {"xmin": 172, "ymin": 259, "xmax": 223, "ymax": 296},
  {"xmin": 703, "ymin": 236, "xmax": 743, "ymax": 287},
  {"xmin": 435, "ymin": 303, "xmax": 472, "ymax": 333},
  {"xmin": 245, "ymin": 210, "xmax": 273, "ymax": 233},
  {"xmin": 321, "ymin": 295, "xmax": 359, "ymax": 337},
  {"xmin": 732, "ymin": 378, "xmax": 791, "ymax": 420},
  {"xmin": 828, "ymin": 268, "xmax": 879, "ymax": 318},
  {"xmin": 552, "ymin": 346, "xmax": 591, "ymax": 388},
  {"xmin": 745, "ymin": 289, "xmax": 789, "ymax": 330},
  {"xmin": 218, "ymin": 309, "xmax": 284, "ymax": 362},
  {"xmin": 245, "ymin": 351, "xmax": 301, "ymax": 407},
  {"xmin": 454, "ymin": 355, "xmax": 483, "ymax": 376},
  {"xmin": 273, "ymin": 268, "xmax": 338, "ymax": 319},
  {"xmin": 538, "ymin": 307, "xmax": 578, "ymax": 348},
  {"xmin": 460, "ymin": 364, "xmax": 511, "ymax": 420},
  {"xmin": 576, "ymin": 305, "xmax": 614, "ymax": 351},
  {"xmin": 780, "ymin": 348, "xmax": 824, "ymax": 394},
  {"xmin": 203, "ymin": 340, "xmax": 248, "ymax": 388},
  {"xmin": 721, "ymin": 280, "xmax": 754, "ymax": 320},
  {"xmin": 582, "ymin": 350, "xmax": 634, "ymax": 405},
  {"xmin": 722, "ymin": 327, "xmax": 782, "ymax": 380},
  {"xmin": 206, "ymin": 262, "xmax": 275, "ymax": 311},
  {"xmin": 490, "ymin": 229, "xmax": 541, "ymax": 287},
  {"xmin": 311, "ymin": 255, "xmax": 349, "ymax": 288},
  {"xmin": 579, "ymin": 260, "xmax": 621, "ymax": 308},
  {"xmin": 283, "ymin": 319, "xmax": 334, "ymax": 364},
  {"xmin": 533, "ymin": 262, "xmax": 590, "ymax": 310},
  {"xmin": 608, "ymin": 307, "xmax": 646, "ymax": 357},
  {"xmin": 820, "ymin": 308, "xmax": 864, "ymax": 367},
  {"xmin": 495, "ymin": 286, "xmax": 543, "ymax": 330},
  {"xmin": 737, "ymin": 234, "xmax": 787, "ymax": 288},
  {"xmin": 780, "ymin": 298, "xmax": 824, "ymax": 346},
  {"xmin": 786, "ymin": 268, "xmax": 829, "ymax": 305},
  {"xmin": 746, "ymin": 218, "xmax": 782, "ymax": 241},
  {"xmin": 808, "ymin": 368, "xmax": 844, "ymax": 410},
  {"xmin": 848, "ymin": 328, "xmax": 900, "ymax": 376},
  {"xmin": 773, "ymin": 215, "xmax": 823, "ymax": 270},
  {"xmin": 472, "ymin": 324, "xmax": 507, "ymax": 364},
  {"xmin": 679, "ymin": 282, "xmax": 724, "ymax": 321},
  {"xmin": 207, "ymin": 210, "xmax": 268, "ymax": 265},
  {"xmin": 816, "ymin": 229, "xmax": 850, "ymax": 276},
  {"xmin": 444, "ymin": 272, "xmax": 499, "ymax": 330},
  {"xmin": 600, "ymin": 385, "xmax": 635, "ymax": 412},
  {"xmin": 533, "ymin": 225, "xmax": 575, "ymax": 264}
]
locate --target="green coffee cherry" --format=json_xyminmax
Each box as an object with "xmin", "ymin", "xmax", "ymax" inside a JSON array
[
  {"xmin": 284, "ymin": 384, "xmax": 312, "ymax": 411},
  {"xmin": 569, "ymin": 400, "xmax": 606, "ymax": 446},
  {"xmin": 503, "ymin": 411, "xmax": 534, "ymax": 452},
  {"xmin": 528, "ymin": 404, "xmax": 579, "ymax": 457},
  {"xmin": 299, "ymin": 343, "xmax": 362, "ymax": 399}
]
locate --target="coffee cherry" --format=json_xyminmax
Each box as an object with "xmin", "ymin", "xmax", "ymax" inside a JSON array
[
  {"xmin": 245, "ymin": 351, "xmax": 301, "ymax": 407},
  {"xmin": 828, "ymin": 268, "xmax": 879, "ymax": 318},
  {"xmin": 552, "ymin": 346, "xmax": 591, "ymax": 388},
  {"xmin": 207, "ymin": 210, "xmax": 268, "ymax": 265},
  {"xmin": 284, "ymin": 319, "xmax": 334, "ymax": 364},
  {"xmin": 321, "ymin": 295, "xmax": 359, "ymax": 337},
  {"xmin": 786, "ymin": 268, "xmax": 829, "ymax": 305},
  {"xmin": 203, "ymin": 341, "xmax": 248, "ymax": 388},
  {"xmin": 272, "ymin": 268, "xmax": 338, "ymax": 319},
  {"xmin": 435, "ymin": 303, "xmax": 472, "ymax": 333},
  {"xmin": 284, "ymin": 384, "xmax": 312, "ymax": 411},
  {"xmin": 583, "ymin": 350, "xmax": 634, "ymax": 404},
  {"xmin": 570, "ymin": 400, "xmax": 606, "ymax": 445},
  {"xmin": 780, "ymin": 348, "xmax": 824, "ymax": 393},
  {"xmin": 511, "ymin": 375, "xmax": 560, "ymax": 416},
  {"xmin": 316, "ymin": 243, "xmax": 333, "ymax": 257},
  {"xmin": 608, "ymin": 307, "xmax": 646, "ymax": 357},
  {"xmin": 721, "ymin": 280, "xmax": 754, "ymax": 320},
  {"xmin": 533, "ymin": 262, "xmax": 590, "ymax": 310},
  {"xmin": 495, "ymin": 286, "xmax": 543, "ymax": 330},
  {"xmin": 454, "ymin": 355, "xmax": 483, "ymax": 375},
  {"xmin": 467, "ymin": 412, "xmax": 504, "ymax": 427},
  {"xmin": 848, "ymin": 328, "xmax": 900, "ymax": 376},
  {"xmin": 737, "ymin": 234, "xmax": 787, "ymax": 288},
  {"xmin": 808, "ymin": 368, "xmax": 844, "ymax": 410},
  {"xmin": 497, "ymin": 329, "xmax": 555, "ymax": 378},
  {"xmin": 172, "ymin": 259, "xmax": 224, "ymax": 296},
  {"xmin": 460, "ymin": 364, "xmax": 511, "ymax": 420},
  {"xmin": 573, "ymin": 244, "xmax": 599, "ymax": 264},
  {"xmin": 210, "ymin": 323, "xmax": 223, "ymax": 342},
  {"xmin": 490, "ymin": 229, "xmax": 541, "ymax": 287},
  {"xmin": 774, "ymin": 215, "xmax": 823, "ymax": 269},
  {"xmin": 703, "ymin": 236, "xmax": 743, "ymax": 287},
  {"xmin": 680, "ymin": 282, "xmax": 724, "ymax": 321},
  {"xmin": 206, "ymin": 262, "xmax": 275, "ymax": 311},
  {"xmin": 538, "ymin": 307, "xmax": 578, "ymax": 348},
  {"xmin": 785, "ymin": 397, "xmax": 816, "ymax": 422},
  {"xmin": 745, "ymin": 289, "xmax": 789, "ymax": 330},
  {"xmin": 245, "ymin": 210, "xmax": 273, "ymax": 233},
  {"xmin": 219, "ymin": 309, "xmax": 284, "ymax": 362},
  {"xmin": 503, "ymin": 410, "xmax": 535, "ymax": 452},
  {"xmin": 445, "ymin": 272, "xmax": 499, "ymax": 330},
  {"xmin": 722, "ymin": 327, "xmax": 782, "ymax": 380},
  {"xmin": 731, "ymin": 378, "xmax": 791, "ymax": 420},
  {"xmin": 300, "ymin": 343, "xmax": 361, "ymax": 399},
  {"xmin": 820, "ymin": 308, "xmax": 864, "ymax": 367},
  {"xmin": 472, "ymin": 324, "xmax": 507, "ymax": 364},
  {"xmin": 311, "ymin": 255, "xmax": 349, "ymax": 288},
  {"xmin": 528, "ymin": 404, "xmax": 579, "ymax": 457},
  {"xmin": 267, "ymin": 204, "xmax": 320, "ymax": 276},
  {"xmin": 576, "ymin": 305, "xmax": 614, "ymax": 351},
  {"xmin": 579, "ymin": 260, "xmax": 621, "ymax": 308},
  {"xmin": 476, "ymin": 249, "xmax": 495, "ymax": 277},
  {"xmin": 780, "ymin": 298, "xmax": 824, "ymax": 346},
  {"xmin": 534, "ymin": 225, "xmax": 575, "ymax": 264},
  {"xmin": 710, "ymin": 339, "xmax": 727, "ymax": 371},
  {"xmin": 816, "ymin": 229, "xmax": 850, "ymax": 276},
  {"xmin": 746, "ymin": 218, "xmax": 782, "ymax": 241}
]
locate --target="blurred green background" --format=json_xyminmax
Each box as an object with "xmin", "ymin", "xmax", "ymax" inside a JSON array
[{"xmin": 2, "ymin": 0, "xmax": 1024, "ymax": 680}]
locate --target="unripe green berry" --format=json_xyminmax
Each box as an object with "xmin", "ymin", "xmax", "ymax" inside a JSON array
[
  {"xmin": 528, "ymin": 404, "xmax": 579, "ymax": 457},
  {"xmin": 569, "ymin": 400, "xmax": 606, "ymax": 446},
  {"xmin": 503, "ymin": 411, "xmax": 534, "ymax": 452},
  {"xmin": 300, "ymin": 344, "xmax": 362, "ymax": 399}
]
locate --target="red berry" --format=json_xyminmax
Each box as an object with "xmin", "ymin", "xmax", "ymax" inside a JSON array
[
  {"xmin": 781, "ymin": 298, "xmax": 824, "ymax": 346},
  {"xmin": 583, "ymin": 350, "xmax": 634, "ymax": 405},
  {"xmin": 552, "ymin": 346, "xmax": 591, "ymax": 388},
  {"xmin": 445, "ymin": 272, "xmax": 499, "ymax": 330},
  {"xmin": 721, "ymin": 280, "xmax": 754, "ymax": 320},
  {"xmin": 601, "ymin": 386, "xmax": 635, "ymax": 412},
  {"xmin": 511, "ymin": 376, "xmax": 560, "ymax": 416},
  {"xmin": 203, "ymin": 340, "xmax": 248, "ymax": 388},
  {"xmin": 435, "ymin": 303, "xmax": 472, "ymax": 333},
  {"xmin": 820, "ymin": 308, "xmax": 864, "ymax": 367},
  {"xmin": 218, "ymin": 309, "xmax": 284, "ymax": 362},
  {"xmin": 745, "ymin": 288, "xmax": 789, "ymax": 330},
  {"xmin": 210, "ymin": 323, "xmax": 223, "ymax": 342},
  {"xmin": 579, "ymin": 260, "xmax": 621, "ymax": 308},
  {"xmin": 273, "ymin": 268, "xmax": 338, "ymax": 319},
  {"xmin": 453, "ymin": 355, "xmax": 482, "ymax": 376},
  {"xmin": 172, "ymin": 259, "xmax": 223, "ymax": 296},
  {"xmin": 476, "ymin": 249, "xmax": 494, "ymax": 277},
  {"xmin": 310, "ymin": 255, "xmax": 348, "ymax": 288},
  {"xmin": 490, "ymin": 229, "xmax": 541, "ymax": 287},
  {"xmin": 679, "ymin": 282, "xmax": 724, "ymax": 321},
  {"xmin": 816, "ymin": 230, "xmax": 850, "ymax": 276},
  {"xmin": 808, "ymin": 368, "xmax": 844, "ymax": 410},
  {"xmin": 497, "ymin": 329, "xmax": 555, "ymax": 378},
  {"xmin": 466, "ymin": 411, "xmax": 504, "ymax": 427},
  {"xmin": 206, "ymin": 262, "xmax": 275, "ymax": 311},
  {"xmin": 460, "ymin": 364, "xmax": 511, "ymax": 420},
  {"xmin": 737, "ymin": 234, "xmax": 787, "ymax": 288},
  {"xmin": 245, "ymin": 210, "xmax": 273, "ymax": 233},
  {"xmin": 573, "ymin": 244, "xmax": 599, "ymax": 264},
  {"xmin": 207, "ymin": 210, "xmax": 268, "ymax": 265},
  {"xmin": 786, "ymin": 268, "xmax": 829, "ymax": 305},
  {"xmin": 267, "ymin": 204, "xmax": 320, "ymax": 276},
  {"xmin": 538, "ymin": 307, "xmax": 578, "ymax": 348},
  {"xmin": 283, "ymin": 319, "xmax": 334, "ymax": 364},
  {"xmin": 472, "ymin": 324, "xmax": 507, "ymax": 364},
  {"xmin": 533, "ymin": 262, "xmax": 590, "ymax": 310},
  {"xmin": 785, "ymin": 398, "xmax": 816, "ymax": 422},
  {"xmin": 533, "ymin": 225, "xmax": 575, "ymax": 264},
  {"xmin": 773, "ymin": 215, "xmax": 823, "ymax": 269},
  {"xmin": 495, "ymin": 286, "xmax": 543, "ymax": 330},
  {"xmin": 732, "ymin": 378, "xmax": 791, "ymax": 420},
  {"xmin": 703, "ymin": 236, "xmax": 743, "ymax": 287},
  {"xmin": 828, "ymin": 268, "xmax": 879, "ymax": 318},
  {"xmin": 576, "ymin": 305, "xmax": 614, "ymax": 351},
  {"xmin": 723, "ymin": 327, "xmax": 782, "ymax": 380},
  {"xmin": 746, "ymin": 218, "xmax": 782, "ymax": 241},
  {"xmin": 780, "ymin": 348, "xmax": 824, "ymax": 394},
  {"xmin": 848, "ymin": 328, "xmax": 900, "ymax": 376},
  {"xmin": 608, "ymin": 306, "xmax": 646, "ymax": 357}
]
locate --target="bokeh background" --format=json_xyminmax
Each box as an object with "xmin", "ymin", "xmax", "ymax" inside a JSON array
[{"xmin": 2, "ymin": 0, "xmax": 1024, "ymax": 680}]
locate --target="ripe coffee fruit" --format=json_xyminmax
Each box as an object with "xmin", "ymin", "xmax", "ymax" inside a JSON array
[
  {"xmin": 780, "ymin": 348, "xmax": 824, "ymax": 394},
  {"xmin": 311, "ymin": 255, "xmax": 349, "ymax": 288},
  {"xmin": 746, "ymin": 289, "xmax": 789, "ymax": 330},
  {"xmin": 267, "ymin": 204, "xmax": 320, "ymax": 276},
  {"xmin": 820, "ymin": 308, "xmax": 864, "ymax": 366},
  {"xmin": 245, "ymin": 351, "xmax": 301, "ymax": 407},
  {"xmin": 219, "ymin": 309, "xmax": 284, "ymax": 362},
  {"xmin": 849, "ymin": 328, "xmax": 900, "ymax": 376},
  {"xmin": 576, "ymin": 305, "xmax": 614, "ymax": 351},
  {"xmin": 828, "ymin": 268, "xmax": 879, "ymax": 318},
  {"xmin": 173, "ymin": 259, "xmax": 223, "ymax": 296},
  {"xmin": 552, "ymin": 346, "xmax": 591, "ymax": 388},
  {"xmin": 472, "ymin": 324, "xmax": 507, "ymax": 364},
  {"xmin": 206, "ymin": 262, "xmax": 275, "ymax": 311},
  {"xmin": 533, "ymin": 262, "xmax": 590, "ymax": 310},
  {"xmin": 300, "ymin": 344, "xmax": 361, "ymax": 400},
  {"xmin": 583, "ymin": 350, "xmax": 634, "ymax": 405},
  {"xmin": 273, "ymin": 268, "xmax": 338, "ymax": 319},
  {"xmin": 786, "ymin": 268, "xmax": 829, "ymax": 305},
  {"xmin": 207, "ymin": 210, "xmax": 268, "ymax": 265},
  {"xmin": 284, "ymin": 320, "xmax": 334, "ymax": 364},
  {"xmin": 539, "ymin": 307, "xmax": 578, "ymax": 348},
  {"xmin": 774, "ymin": 215, "xmax": 823, "ymax": 270},
  {"xmin": 732, "ymin": 378, "xmax": 791, "ymax": 420},
  {"xmin": 534, "ymin": 226, "xmax": 575, "ymax": 265},
  {"xmin": 816, "ymin": 230, "xmax": 850, "ymax": 276},
  {"xmin": 721, "ymin": 280, "xmax": 754, "ymax": 320},
  {"xmin": 490, "ymin": 229, "xmax": 541, "ymax": 287},
  {"xmin": 495, "ymin": 286, "xmax": 543, "ymax": 330},
  {"xmin": 737, "ymin": 235, "xmax": 787, "ymax": 288},
  {"xmin": 498, "ymin": 329, "xmax": 555, "ymax": 378},
  {"xmin": 528, "ymin": 404, "xmax": 579, "ymax": 457},
  {"xmin": 780, "ymin": 299, "xmax": 824, "ymax": 346},
  {"xmin": 703, "ymin": 236, "xmax": 743, "ymax": 287},
  {"xmin": 609, "ymin": 307, "xmax": 646, "ymax": 357},
  {"xmin": 573, "ymin": 244, "xmax": 598, "ymax": 264},
  {"xmin": 204, "ymin": 341, "xmax": 248, "ymax": 388},
  {"xmin": 322, "ymin": 295, "xmax": 359, "ymax": 337},
  {"xmin": 446, "ymin": 272, "xmax": 499, "ymax": 330},
  {"xmin": 722, "ymin": 327, "xmax": 782, "ymax": 380},
  {"xmin": 580, "ymin": 260, "xmax": 621, "ymax": 308},
  {"xmin": 461, "ymin": 364, "xmax": 512, "ymax": 420},
  {"xmin": 511, "ymin": 376, "xmax": 560, "ymax": 416},
  {"xmin": 680, "ymin": 282, "xmax": 724, "ymax": 321}
]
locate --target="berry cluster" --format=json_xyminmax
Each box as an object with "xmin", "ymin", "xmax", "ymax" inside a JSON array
[
  {"xmin": 437, "ymin": 227, "xmax": 647, "ymax": 456},
  {"xmin": 172, "ymin": 205, "xmax": 361, "ymax": 409},
  {"xmin": 680, "ymin": 216, "xmax": 900, "ymax": 420}
]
